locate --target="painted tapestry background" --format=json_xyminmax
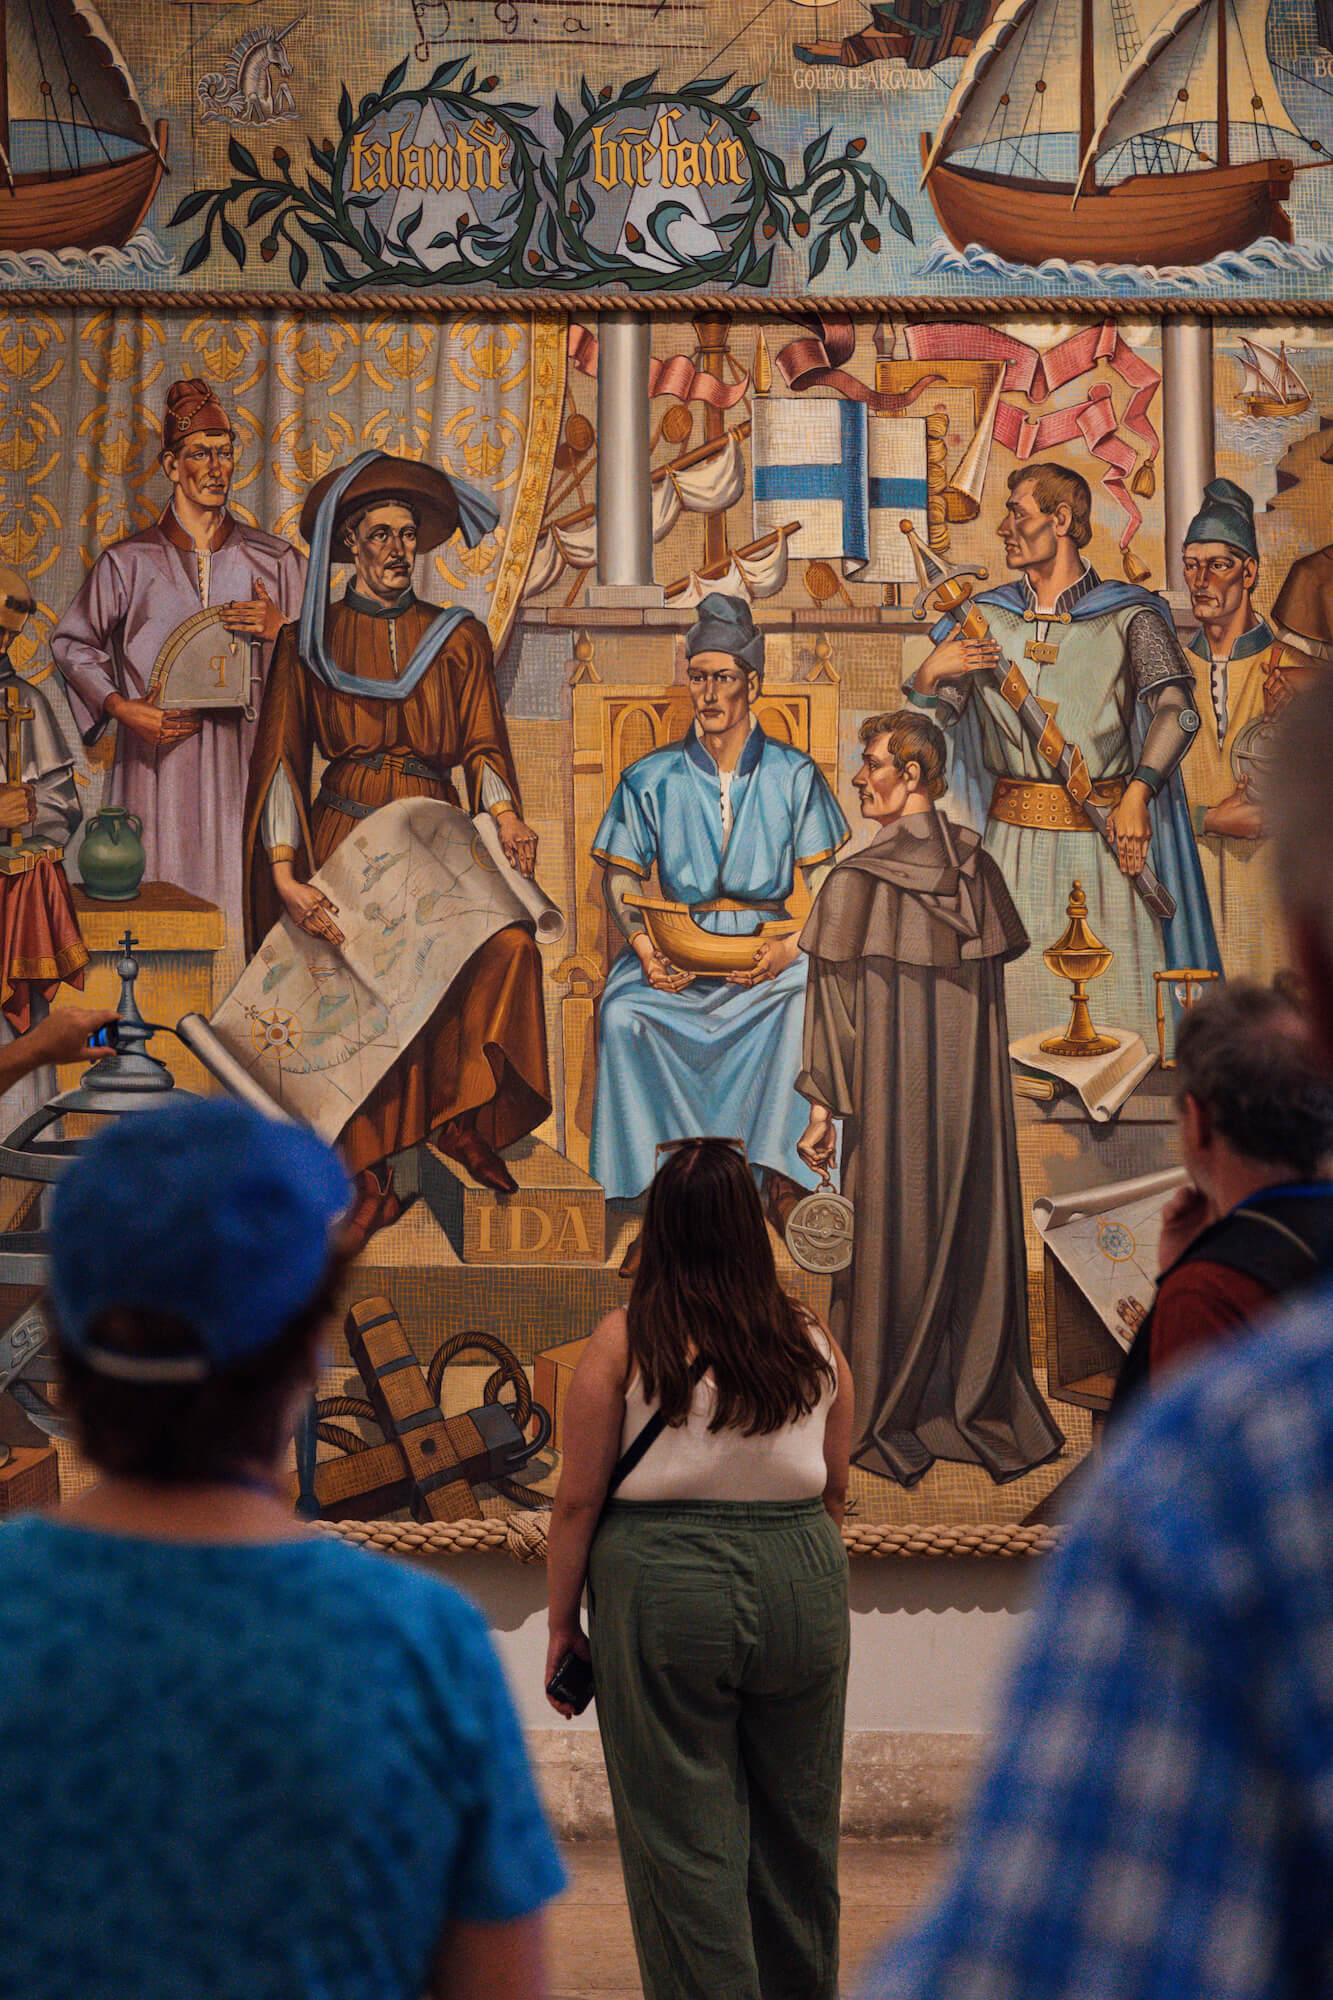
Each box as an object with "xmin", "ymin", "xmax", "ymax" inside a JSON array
[{"xmin": 0, "ymin": 302, "xmax": 1322, "ymax": 1543}]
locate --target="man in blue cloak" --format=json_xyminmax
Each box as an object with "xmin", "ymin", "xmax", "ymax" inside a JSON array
[
  {"xmin": 908, "ymin": 461, "xmax": 1219, "ymax": 1045},
  {"xmin": 590, "ymin": 594, "xmax": 849, "ymax": 1236}
]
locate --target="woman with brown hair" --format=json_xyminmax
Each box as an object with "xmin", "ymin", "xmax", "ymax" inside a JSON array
[{"xmin": 545, "ymin": 1137, "xmax": 853, "ymax": 2000}]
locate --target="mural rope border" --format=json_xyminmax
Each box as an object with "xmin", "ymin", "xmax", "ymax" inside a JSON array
[
  {"xmin": 318, "ymin": 1514, "xmax": 1059, "ymax": 1560},
  {"xmin": 2, "ymin": 290, "xmax": 1333, "ymax": 319}
]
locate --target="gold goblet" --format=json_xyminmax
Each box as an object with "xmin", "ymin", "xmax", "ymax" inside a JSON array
[{"xmin": 1039, "ymin": 881, "xmax": 1120, "ymax": 1058}]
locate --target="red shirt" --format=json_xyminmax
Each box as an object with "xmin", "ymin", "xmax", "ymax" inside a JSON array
[{"xmin": 1149, "ymin": 1261, "xmax": 1274, "ymax": 1376}]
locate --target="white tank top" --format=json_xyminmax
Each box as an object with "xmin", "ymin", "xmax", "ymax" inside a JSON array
[{"xmin": 614, "ymin": 1325, "xmax": 836, "ymax": 1503}]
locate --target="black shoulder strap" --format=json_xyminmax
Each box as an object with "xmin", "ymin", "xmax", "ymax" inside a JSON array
[
  {"xmin": 1189, "ymin": 1199, "xmax": 1330, "ymax": 1294},
  {"xmin": 1109, "ymin": 1191, "xmax": 1333, "ymax": 1427},
  {"xmin": 606, "ymin": 1356, "xmax": 707, "ymax": 1499}
]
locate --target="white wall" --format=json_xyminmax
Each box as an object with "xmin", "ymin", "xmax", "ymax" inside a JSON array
[{"xmin": 426, "ymin": 1554, "xmax": 1036, "ymax": 1738}]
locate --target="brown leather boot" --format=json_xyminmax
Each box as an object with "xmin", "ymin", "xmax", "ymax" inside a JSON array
[
  {"xmin": 340, "ymin": 1162, "xmax": 402, "ymax": 1255},
  {"xmin": 436, "ymin": 1117, "xmax": 519, "ymax": 1194}
]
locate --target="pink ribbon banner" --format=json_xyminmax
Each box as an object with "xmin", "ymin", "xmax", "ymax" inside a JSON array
[
  {"xmin": 567, "ymin": 324, "xmax": 749, "ymax": 408},
  {"xmin": 905, "ymin": 321, "xmax": 1161, "ymax": 549}
]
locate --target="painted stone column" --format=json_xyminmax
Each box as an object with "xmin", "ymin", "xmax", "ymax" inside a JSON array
[
  {"xmin": 592, "ymin": 314, "xmax": 656, "ymax": 600},
  {"xmin": 1161, "ymin": 318, "xmax": 1215, "ymax": 603}
]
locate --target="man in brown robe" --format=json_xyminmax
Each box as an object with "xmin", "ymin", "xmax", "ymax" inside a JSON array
[
  {"xmin": 242, "ymin": 452, "xmax": 550, "ymax": 1239},
  {"xmin": 796, "ymin": 709, "xmax": 1064, "ymax": 1487}
]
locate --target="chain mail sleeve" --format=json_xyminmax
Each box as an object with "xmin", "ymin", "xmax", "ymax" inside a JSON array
[
  {"xmin": 1127, "ymin": 610, "xmax": 1201, "ymax": 797},
  {"xmin": 603, "ymin": 865, "xmax": 648, "ymax": 943}
]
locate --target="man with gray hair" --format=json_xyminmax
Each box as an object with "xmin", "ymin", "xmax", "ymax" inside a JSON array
[
  {"xmin": 860, "ymin": 667, "xmax": 1333, "ymax": 2000},
  {"xmin": 1107, "ymin": 980, "xmax": 1333, "ymax": 1423}
]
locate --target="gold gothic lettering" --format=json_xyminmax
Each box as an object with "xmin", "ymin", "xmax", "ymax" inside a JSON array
[
  {"xmin": 347, "ymin": 117, "xmax": 509, "ymax": 196},
  {"xmin": 590, "ymin": 110, "xmax": 747, "ymax": 192},
  {"xmin": 474, "ymin": 1201, "xmax": 593, "ymax": 1261}
]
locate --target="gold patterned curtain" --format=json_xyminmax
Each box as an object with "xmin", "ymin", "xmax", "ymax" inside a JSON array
[{"xmin": 0, "ymin": 306, "xmax": 566, "ymax": 765}]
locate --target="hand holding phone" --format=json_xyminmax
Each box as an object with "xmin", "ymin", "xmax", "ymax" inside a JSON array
[{"xmin": 545, "ymin": 1645, "xmax": 595, "ymax": 1716}]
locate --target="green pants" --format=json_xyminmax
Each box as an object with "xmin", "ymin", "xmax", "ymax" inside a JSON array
[{"xmin": 588, "ymin": 1499, "xmax": 850, "ymax": 2000}]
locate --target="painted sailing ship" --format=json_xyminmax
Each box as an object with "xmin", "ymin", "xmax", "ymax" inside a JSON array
[
  {"xmin": 920, "ymin": 0, "xmax": 1320, "ymax": 268},
  {"xmin": 0, "ymin": 0, "xmax": 168, "ymax": 254},
  {"xmin": 1236, "ymin": 337, "xmax": 1311, "ymax": 417}
]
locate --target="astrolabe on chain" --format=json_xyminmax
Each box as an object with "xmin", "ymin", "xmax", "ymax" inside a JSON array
[{"xmin": 784, "ymin": 1171, "xmax": 854, "ymax": 1274}]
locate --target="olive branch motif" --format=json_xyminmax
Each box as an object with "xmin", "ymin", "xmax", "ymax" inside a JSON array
[
  {"xmin": 170, "ymin": 59, "xmax": 912, "ymax": 291},
  {"xmin": 546, "ymin": 71, "xmax": 911, "ymax": 289}
]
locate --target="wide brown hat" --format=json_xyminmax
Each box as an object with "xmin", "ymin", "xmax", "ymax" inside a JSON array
[
  {"xmin": 1272, "ymin": 544, "xmax": 1333, "ymax": 667},
  {"xmin": 299, "ymin": 454, "xmax": 461, "ymax": 554}
]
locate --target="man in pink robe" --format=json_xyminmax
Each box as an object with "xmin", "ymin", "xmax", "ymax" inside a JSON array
[{"xmin": 51, "ymin": 379, "xmax": 305, "ymax": 938}]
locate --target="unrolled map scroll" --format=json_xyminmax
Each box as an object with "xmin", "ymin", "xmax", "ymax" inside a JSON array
[
  {"xmin": 183, "ymin": 801, "xmax": 563, "ymax": 1136},
  {"xmin": 1033, "ymin": 1166, "xmax": 1189, "ymax": 1351}
]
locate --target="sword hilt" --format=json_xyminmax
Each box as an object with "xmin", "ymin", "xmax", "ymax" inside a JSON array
[{"xmin": 899, "ymin": 518, "xmax": 987, "ymax": 629}]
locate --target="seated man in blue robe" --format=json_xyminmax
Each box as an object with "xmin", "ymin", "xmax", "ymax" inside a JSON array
[{"xmin": 590, "ymin": 594, "xmax": 849, "ymax": 1251}]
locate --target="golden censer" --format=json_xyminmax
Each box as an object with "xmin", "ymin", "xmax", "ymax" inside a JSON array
[{"xmin": 1039, "ymin": 881, "xmax": 1120, "ymax": 1059}]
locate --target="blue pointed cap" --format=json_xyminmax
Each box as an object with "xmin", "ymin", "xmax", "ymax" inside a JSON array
[
  {"xmin": 686, "ymin": 592, "xmax": 764, "ymax": 679},
  {"xmin": 1184, "ymin": 478, "xmax": 1258, "ymax": 562}
]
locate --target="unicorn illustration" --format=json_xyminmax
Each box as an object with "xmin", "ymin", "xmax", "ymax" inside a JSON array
[{"xmin": 197, "ymin": 20, "xmax": 302, "ymax": 126}]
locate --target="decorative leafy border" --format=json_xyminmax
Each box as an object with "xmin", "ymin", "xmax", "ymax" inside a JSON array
[
  {"xmin": 170, "ymin": 60, "xmax": 911, "ymax": 291},
  {"xmin": 172, "ymin": 58, "xmax": 543, "ymax": 290}
]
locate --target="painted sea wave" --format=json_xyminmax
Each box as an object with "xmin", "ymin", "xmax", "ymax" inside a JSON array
[
  {"xmin": 0, "ymin": 230, "xmax": 175, "ymax": 288},
  {"xmin": 916, "ymin": 234, "xmax": 1333, "ymax": 297}
]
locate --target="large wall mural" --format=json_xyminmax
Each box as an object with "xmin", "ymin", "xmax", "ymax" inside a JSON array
[{"xmin": 0, "ymin": 0, "xmax": 1328, "ymax": 1553}]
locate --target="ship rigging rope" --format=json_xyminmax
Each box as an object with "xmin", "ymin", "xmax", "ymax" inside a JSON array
[
  {"xmin": 26, "ymin": 0, "xmax": 117, "ymax": 174},
  {"xmin": 1230, "ymin": 10, "xmax": 1283, "ymax": 158},
  {"xmin": 1274, "ymin": 53, "xmax": 1333, "ymax": 119},
  {"xmin": 1016, "ymin": 0, "xmax": 1061, "ymax": 181},
  {"xmin": 970, "ymin": 1, "xmax": 1070, "ymax": 184},
  {"xmin": 21, "ymin": 0, "xmax": 77, "ymax": 182},
  {"xmin": 1099, "ymin": 1, "xmax": 1298, "ymax": 184}
]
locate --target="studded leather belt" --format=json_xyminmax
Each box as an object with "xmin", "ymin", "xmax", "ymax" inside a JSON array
[
  {"xmin": 337, "ymin": 749, "xmax": 444, "ymax": 784},
  {"xmin": 988, "ymin": 776, "xmax": 1126, "ymax": 832}
]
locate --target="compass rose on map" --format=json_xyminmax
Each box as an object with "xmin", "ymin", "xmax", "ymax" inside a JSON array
[
  {"xmin": 248, "ymin": 1006, "xmax": 304, "ymax": 1059},
  {"xmin": 1095, "ymin": 1219, "xmax": 1136, "ymax": 1263}
]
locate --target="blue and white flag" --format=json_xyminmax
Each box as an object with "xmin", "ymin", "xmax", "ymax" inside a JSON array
[
  {"xmin": 752, "ymin": 397, "xmax": 928, "ymax": 582},
  {"xmin": 863, "ymin": 414, "xmax": 929, "ymax": 585},
  {"xmin": 752, "ymin": 398, "xmax": 868, "ymax": 565}
]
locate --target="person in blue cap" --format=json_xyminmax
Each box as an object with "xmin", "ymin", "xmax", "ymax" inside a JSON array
[
  {"xmin": 0, "ymin": 1097, "xmax": 564, "ymax": 2000},
  {"xmin": 1180, "ymin": 475, "xmax": 1304, "ymax": 979},
  {"xmin": 590, "ymin": 593, "xmax": 849, "ymax": 1260},
  {"xmin": 241, "ymin": 453, "xmax": 552, "ymax": 1236}
]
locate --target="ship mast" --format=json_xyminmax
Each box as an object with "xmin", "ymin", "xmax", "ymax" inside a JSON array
[
  {"xmin": 1215, "ymin": 0, "xmax": 1230, "ymax": 169},
  {"xmin": 1080, "ymin": 0, "xmax": 1096, "ymax": 190},
  {"xmin": 0, "ymin": 0, "xmax": 10, "ymax": 173}
]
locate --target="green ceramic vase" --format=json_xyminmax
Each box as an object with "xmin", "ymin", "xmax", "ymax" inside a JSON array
[{"xmin": 77, "ymin": 806, "xmax": 146, "ymax": 902}]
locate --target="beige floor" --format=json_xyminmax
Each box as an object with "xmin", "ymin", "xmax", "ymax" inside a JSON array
[{"xmin": 549, "ymin": 1838, "xmax": 948, "ymax": 2000}]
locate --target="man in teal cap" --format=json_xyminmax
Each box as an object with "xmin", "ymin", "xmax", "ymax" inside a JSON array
[{"xmin": 1181, "ymin": 476, "xmax": 1297, "ymax": 978}]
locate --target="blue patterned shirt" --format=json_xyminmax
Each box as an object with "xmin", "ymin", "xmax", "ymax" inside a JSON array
[
  {"xmin": 864, "ymin": 1282, "xmax": 1333, "ymax": 2000},
  {"xmin": 0, "ymin": 1520, "xmax": 565, "ymax": 1999}
]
